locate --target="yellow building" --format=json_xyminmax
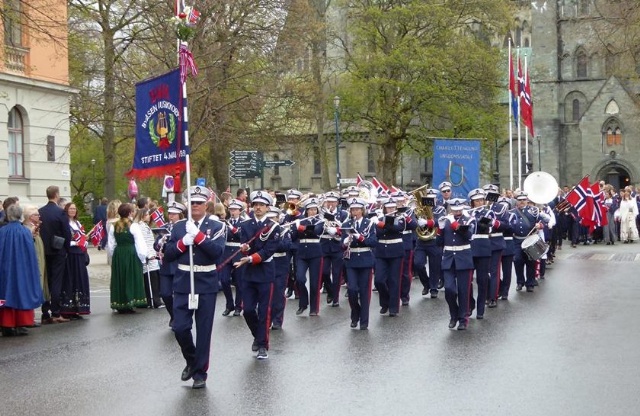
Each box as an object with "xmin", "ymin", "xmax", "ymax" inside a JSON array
[{"xmin": 0, "ymin": 0, "xmax": 73, "ymax": 204}]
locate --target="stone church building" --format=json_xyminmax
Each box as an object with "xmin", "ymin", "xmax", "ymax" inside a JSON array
[
  {"xmin": 527, "ymin": 0, "xmax": 640, "ymax": 191},
  {"xmin": 234, "ymin": 0, "xmax": 640, "ymax": 195}
]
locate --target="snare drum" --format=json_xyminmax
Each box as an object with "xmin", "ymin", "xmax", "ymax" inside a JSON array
[{"xmin": 521, "ymin": 234, "xmax": 548, "ymax": 261}]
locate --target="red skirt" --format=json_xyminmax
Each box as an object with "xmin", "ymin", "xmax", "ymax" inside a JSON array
[{"xmin": 0, "ymin": 307, "xmax": 35, "ymax": 328}]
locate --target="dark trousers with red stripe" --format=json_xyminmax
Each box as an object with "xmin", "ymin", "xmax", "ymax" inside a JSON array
[
  {"xmin": 173, "ymin": 292, "xmax": 217, "ymax": 381},
  {"xmin": 444, "ymin": 266, "xmax": 472, "ymax": 325},
  {"xmin": 499, "ymin": 255, "xmax": 514, "ymax": 298},
  {"xmin": 296, "ymin": 256, "xmax": 323, "ymax": 314},
  {"xmin": 322, "ymin": 251, "xmax": 343, "ymax": 305},
  {"xmin": 219, "ymin": 263, "xmax": 243, "ymax": 311},
  {"xmin": 347, "ymin": 267, "xmax": 373, "ymax": 327},
  {"xmin": 375, "ymin": 256, "xmax": 403, "ymax": 314},
  {"xmin": 489, "ymin": 250, "xmax": 503, "ymax": 301},
  {"xmin": 514, "ymin": 248, "xmax": 537, "ymax": 288},
  {"xmin": 414, "ymin": 245, "xmax": 442, "ymax": 294},
  {"xmin": 400, "ymin": 249, "xmax": 413, "ymax": 302},
  {"xmin": 471, "ymin": 256, "xmax": 490, "ymax": 317},
  {"xmin": 270, "ymin": 258, "xmax": 289, "ymax": 327},
  {"xmin": 242, "ymin": 280, "xmax": 274, "ymax": 349}
]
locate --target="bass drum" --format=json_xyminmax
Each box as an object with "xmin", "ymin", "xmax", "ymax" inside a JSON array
[{"xmin": 522, "ymin": 234, "xmax": 548, "ymax": 261}]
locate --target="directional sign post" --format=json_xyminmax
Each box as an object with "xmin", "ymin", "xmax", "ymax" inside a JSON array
[
  {"xmin": 229, "ymin": 150, "xmax": 263, "ymax": 179},
  {"xmin": 263, "ymin": 159, "xmax": 295, "ymax": 168}
]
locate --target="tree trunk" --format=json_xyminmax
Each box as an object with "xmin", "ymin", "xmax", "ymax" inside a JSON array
[
  {"xmin": 102, "ymin": 29, "xmax": 116, "ymax": 199},
  {"xmin": 381, "ymin": 136, "xmax": 399, "ymax": 186},
  {"xmin": 309, "ymin": 0, "xmax": 331, "ymax": 190}
]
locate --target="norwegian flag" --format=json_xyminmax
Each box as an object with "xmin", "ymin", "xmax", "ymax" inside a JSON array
[
  {"xmin": 356, "ymin": 173, "xmax": 364, "ymax": 185},
  {"xmin": 89, "ymin": 222, "xmax": 106, "ymax": 247},
  {"xmin": 590, "ymin": 182, "xmax": 608, "ymax": 227},
  {"xmin": 187, "ymin": 7, "xmax": 201, "ymax": 24},
  {"xmin": 151, "ymin": 207, "xmax": 166, "ymax": 228},
  {"xmin": 566, "ymin": 176, "xmax": 594, "ymax": 225},
  {"xmin": 509, "ymin": 48, "xmax": 519, "ymax": 127},
  {"xmin": 207, "ymin": 187, "xmax": 218, "ymax": 202},
  {"xmin": 371, "ymin": 177, "xmax": 388, "ymax": 196},
  {"xmin": 73, "ymin": 229, "xmax": 88, "ymax": 252},
  {"xmin": 518, "ymin": 58, "xmax": 534, "ymax": 136}
]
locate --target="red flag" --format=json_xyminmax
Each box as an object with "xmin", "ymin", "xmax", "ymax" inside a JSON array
[
  {"xmin": 590, "ymin": 183, "xmax": 608, "ymax": 227},
  {"xmin": 151, "ymin": 207, "xmax": 166, "ymax": 228},
  {"xmin": 73, "ymin": 229, "xmax": 88, "ymax": 252},
  {"xmin": 356, "ymin": 173, "xmax": 364, "ymax": 186},
  {"xmin": 371, "ymin": 177, "xmax": 387, "ymax": 196},
  {"xmin": 509, "ymin": 50, "xmax": 519, "ymax": 126},
  {"xmin": 207, "ymin": 187, "xmax": 217, "ymax": 202},
  {"xmin": 187, "ymin": 7, "xmax": 200, "ymax": 24},
  {"xmin": 566, "ymin": 176, "xmax": 593, "ymax": 226},
  {"xmin": 89, "ymin": 222, "xmax": 106, "ymax": 247},
  {"xmin": 519, "ymin": 59, "xmax": 534, "ymax": 136}
]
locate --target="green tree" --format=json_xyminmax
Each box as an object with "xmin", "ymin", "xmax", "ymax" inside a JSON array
[
  {"xmin": 68, "ymin": 0, "xmax": 161, "ymax": 199},
  {"xmin": 335, "ymin": 0, "xmax": 510, "ymax": 184}
]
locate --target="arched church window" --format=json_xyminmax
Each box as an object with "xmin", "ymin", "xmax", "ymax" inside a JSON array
[
  {"xmin": 604, "ymin": 120, "xmax": 622, "ymax": 147},
  {"xmin": 577, "ymin": 50, "xmax": 588, "ymax": 78}
]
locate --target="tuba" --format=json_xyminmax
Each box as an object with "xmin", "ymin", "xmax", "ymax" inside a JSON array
[
  {"xmin": 523, "ymin": 171, "xmax": 559, "ymax": 205},
  {"xmin": 357, "ymin": 180, "xmax": 379, "ymax": 206},
  {"xmin": 409, "ymin": 184, "xmax": 437, "ymax": 241}
]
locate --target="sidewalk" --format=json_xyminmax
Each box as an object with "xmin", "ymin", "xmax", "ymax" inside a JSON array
[{"xmin": 554, "ymin": 239, "xmax": 640, "ymax": 262}]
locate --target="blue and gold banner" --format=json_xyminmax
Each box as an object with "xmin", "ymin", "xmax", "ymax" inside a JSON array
[
  {"xmin": 432, "ymin": 139, "xmax": 480, "ymax": 199},
  {"xmin": 128, "ymin": 69, "xmax": 189, "ymax": 178}
]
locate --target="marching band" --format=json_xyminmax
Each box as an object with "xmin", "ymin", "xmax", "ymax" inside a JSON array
[{"xmin": 149, "ymin": 176, "xmax": 565, "ymax": 387}]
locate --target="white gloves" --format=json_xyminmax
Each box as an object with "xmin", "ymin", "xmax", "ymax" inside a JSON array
[
  {"xmin": 352, "ymin": 232, "xmax": 362, "ymax": 241},
  {"xmin": 186, "ymin": 220, "xmax": 199, "ymax": 236},
  {"xmin": 182, "ymin": 233, "xmax": 195, "ymax": 246},
  {"xmin": 327, "ymin": 226, "xmax": 337, "ymax": 236},
  {"xmin": 417, "ymin": 218, "xmax": 428, "ymax": 227}
]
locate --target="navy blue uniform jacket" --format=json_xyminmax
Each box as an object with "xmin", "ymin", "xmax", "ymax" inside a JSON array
[{"xmin": 164, "ymin": 218, "xmax": 225, "ymax": 294}]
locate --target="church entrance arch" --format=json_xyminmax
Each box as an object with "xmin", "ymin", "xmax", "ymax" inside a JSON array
[{"xmin": 596, "ymin": 163, "xmax": 630, "ymax": 191}]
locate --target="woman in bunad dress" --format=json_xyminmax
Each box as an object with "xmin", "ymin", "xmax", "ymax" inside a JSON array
[
  {"xmin": 291, "ymin": 198, "xmax": 324, "ymax": 316},
  {"xmin": 108, "ymin": 203, "xmax": 148, "ymax": 313},
  {"xmin": 60, "ymin": 202, "xmax": 91, "ymax": 320},
  {"xmin": 0, "ymin": 204, "xmax": 44, "ymax": 336},
  {"xmin": 619, "ymin": 189, "xmax": 639, "ymax": 243},
  {"xmin": 106, "ymin": 200, "xmax": 122, "ymax": 266},
  {"xmin": 134, "ymin": 208, "xmax": 163, "ymax": 308}
]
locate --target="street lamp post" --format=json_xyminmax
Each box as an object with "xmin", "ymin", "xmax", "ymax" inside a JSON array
[
  {"xmin": 333, "ymin": 95, "xmax": 341, "ymax": 192},
  {"xmin": 536, "ymin": 135, "xmax": 541, "ymax": 171},
  {"xmin": 91, "ymin": 159, "xmax": 96, "ymax": 210}
]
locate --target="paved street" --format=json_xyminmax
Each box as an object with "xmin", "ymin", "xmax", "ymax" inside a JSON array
[{"xmin": 2, "ymin": 243, "xmax": 640, "ymax": 416}]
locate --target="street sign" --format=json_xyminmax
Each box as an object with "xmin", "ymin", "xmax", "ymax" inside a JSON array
[
  {"xmin": 340, "ymin": 178, "xmax": 358, "ymax": 184},
  {"xmin": 196, "ymin": 177, "xmax": 206, "ymax": 187},
  {"xmin": 230, "ymin": 150, "xmax": 263, "ymax": 179},
  {"xmin": 263, "ymin": 159, "xmax": 295, "ymax": 168}
]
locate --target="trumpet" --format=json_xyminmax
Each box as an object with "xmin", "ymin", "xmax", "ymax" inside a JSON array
[{"xmin": 285, "ymin": 194, "xmax": 311, "ymax": 216}]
